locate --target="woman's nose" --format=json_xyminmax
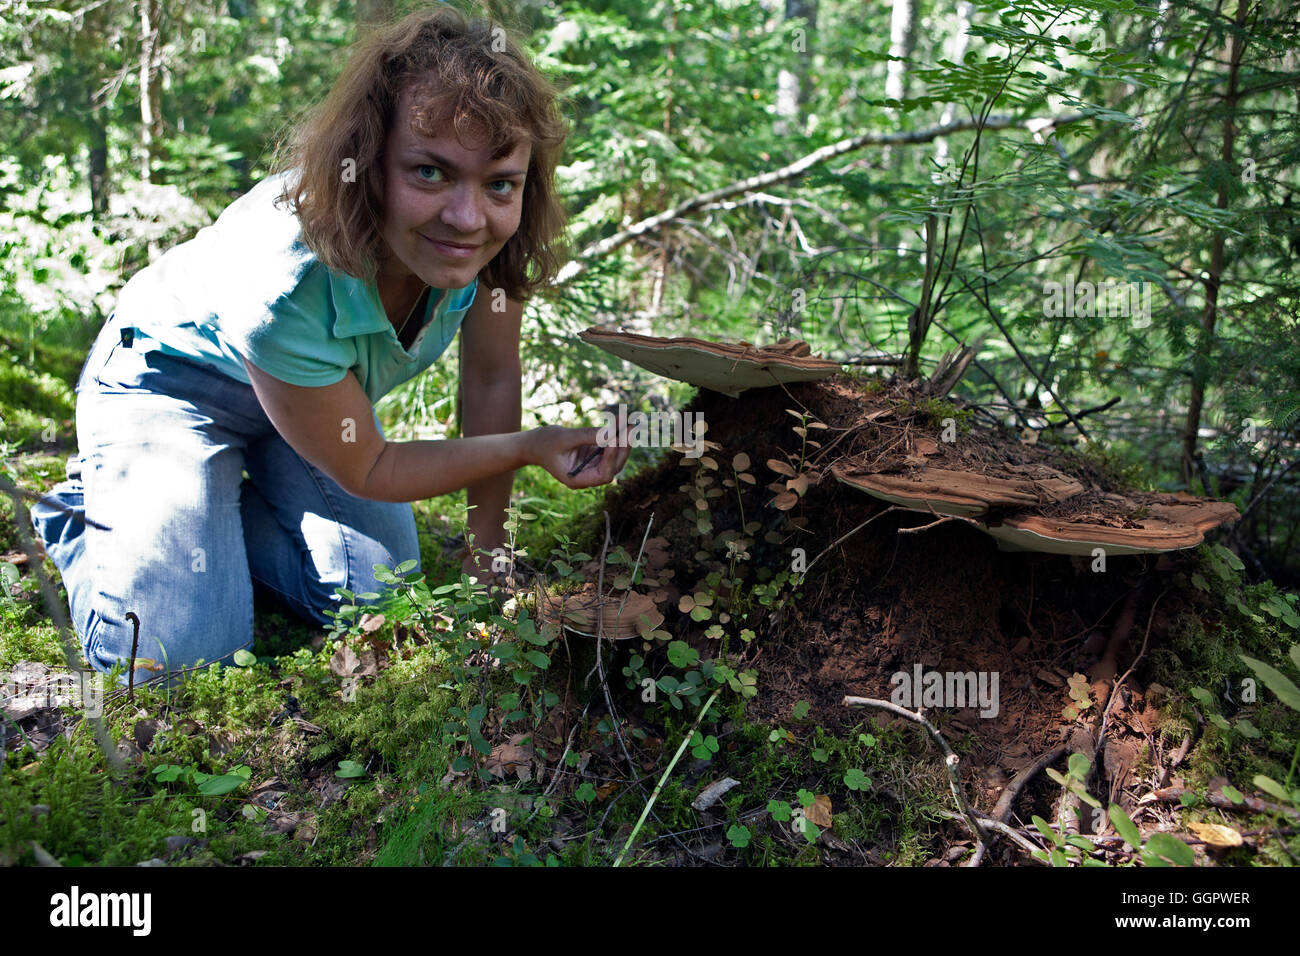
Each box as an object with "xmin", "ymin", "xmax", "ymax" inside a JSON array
[{"xmin": 440, "ymin": 186, "xmax": 486, "ymax": 234}]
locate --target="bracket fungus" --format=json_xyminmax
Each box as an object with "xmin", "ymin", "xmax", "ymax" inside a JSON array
[
  {"xmin": 978, "ymin": 494, "xmax": 1241, "ymax": 556},
  {"xmin": 538, "ymin": 583, "xmax": 664, "ymax": 640},
  {"xmin": 578, "ymin": 328, "xmax": 840, "ymax": 397}
]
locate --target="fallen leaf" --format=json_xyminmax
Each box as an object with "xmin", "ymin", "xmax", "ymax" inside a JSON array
[
  {"xmin": 291, "ymin": 716, "xmax": 324, "ymax": 734},
  {"xmin": 329, "ymin": 643, "xmax": 377, "ymax": 678},
  {"xmin": 484, "ymin": 734, "xmax": 536, "ymax": 780},
  {"xmin": 805, "ymin": 794, "xmax": 833, "ymax": 829},
  {"xmin": 691, "ymin": 777, "xmax": 741, "ymax": 811},
  {"xmin": 1187, "ymin": 822, "xmax": 1243, "ymax": 848}
]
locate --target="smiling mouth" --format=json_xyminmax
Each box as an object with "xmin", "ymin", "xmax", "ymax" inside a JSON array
[{"xmin": 421, "ymin": 235, "xmax": 481, "ymax": 257}]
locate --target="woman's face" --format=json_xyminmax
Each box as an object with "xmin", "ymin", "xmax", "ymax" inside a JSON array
[{"xmin": 378, "ymin": 90, "xmax": 531, "ymax": 296}]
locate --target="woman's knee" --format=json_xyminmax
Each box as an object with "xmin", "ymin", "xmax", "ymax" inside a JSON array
[{"xmin": 301, "ymin": 505, "xmax": 420, "ymax": 617}]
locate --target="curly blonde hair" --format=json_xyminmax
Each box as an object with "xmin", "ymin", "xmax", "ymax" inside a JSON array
[{"xmin": 272, "ymin": 5, "xmax": 568, "ymax": 299}]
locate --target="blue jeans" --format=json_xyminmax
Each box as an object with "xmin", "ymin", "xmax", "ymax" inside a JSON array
[{"xmin": 30, "ymin": 313, "xmax": 420, "ymax": 684}]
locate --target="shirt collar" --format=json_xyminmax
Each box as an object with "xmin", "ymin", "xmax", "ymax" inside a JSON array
[{"xmin": 329, "ymin": 269, "xmax": 398, "ymax": 338}]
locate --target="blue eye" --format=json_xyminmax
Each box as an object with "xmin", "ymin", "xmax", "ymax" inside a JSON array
[
  {"xmin": 416, "ymin": 165, "xmax": 444, "ymax": 182},
  {"xmin": 489, "ymin": 180, "xmax": 516, "ymax": 195}
]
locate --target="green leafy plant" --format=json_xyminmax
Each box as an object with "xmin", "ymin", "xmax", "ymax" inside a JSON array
[{"xmin": 151, "ymin": 762, "xmax": 252, "ymax": 798}]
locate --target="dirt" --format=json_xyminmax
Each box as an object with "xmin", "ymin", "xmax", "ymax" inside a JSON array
[{"xmin": 582, "ymin": 374, "xmax": 1228, "ymax": 824}]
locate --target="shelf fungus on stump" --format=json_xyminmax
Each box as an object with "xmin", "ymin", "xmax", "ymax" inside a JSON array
[
  {"xmin": 833, "ymin": 456, "xmax": 1238, "ymax": 556},
  {"xmin": 978, "ymin": 493, "xmax": 1242, "ymax": 556},
  {"xmin": 578, "ymin": 328, "xmax": 840, "ymax": 397},
  {"xmin": 832, "ymin": 462, "xmax": 1086, "ymax": 517},
  {"xmin": 538, "ymin": 583, "xmax": 665, "ymax": 640}
]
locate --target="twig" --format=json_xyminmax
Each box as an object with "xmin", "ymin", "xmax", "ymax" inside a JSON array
[
  {"xmin": 1236, "ymin": 455, "xmax": 1300, "ymax": 528},
  {"xmin": 957, "ymin": 273, "xmax": 1091, "ymax": 440},
  {"xmin": 897, "ymin": 515, "xmax": 961, "ymax": 534},
  {"xmin": 989, "ymin": 746, "xmax": 1067, "ymax": 824},
  {"xmin": 1138, "ymin": 787, "xmax": 1300, "ymax": 822},
  {"xmin": 554, "ymin": 113, "xmax": 1086, "ymax": 285},
  {"xmin": 933, "ymin": 809, "xmax": 1048, "ymax": 861},
  {"xmin": 1096, "ymin": 590, "xmax": 1166, "ymax": 771},
  {"xmin": 841, "ymin": 695, "xmax": 989, "ymax": 853},
  {"xmin": 593, "ymin": 514, "xmax": 640, "ymax": 789},
  {"xmin": 1, "ymin": 481, "xmax": 123, "ymax": 773},
  {"xmin": 1043, "ymin": 396, "xmax": 1122, "ymax": 429},
  {"xmin": 567, "ymin": 447, "xmax": 604, "ymax": 479},
  {"xmin": 614, "ymin": 686, "xmax": 724, "ymax": 867},
  {"xmin": 804, "ymin": 506, "xmax": 901, "ymax": 575},
  {"xmin": 967, "ymin": 745, "xmax": 1066, "ymax": 867},
  {"xmin": 126, "ymin": 612, "xmax": 141, "ymax": 702},
  {"xmin": 0, "ymin": 475, "xmax": 110, "ymax": 531},
  {"xmin": 523, "ymin": 700, "xmax": 592, "ymax": 827}
]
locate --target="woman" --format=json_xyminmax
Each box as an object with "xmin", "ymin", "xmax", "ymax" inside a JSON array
[{"xmin": 31, "ymin": 7, "xmax": 627, "ymax": 684}]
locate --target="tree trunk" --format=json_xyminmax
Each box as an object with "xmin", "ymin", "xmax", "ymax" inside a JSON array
[
  {"xmin": 884, "ymin": 0, "xmax": 918, "ymax": 108},
  {"xmin": 776, "ymin": 0, "xmax": 817, "ymax": 137},
  {"xmin": 88, "ymin": 100, "xmax": 109, "ymax": 219},
  {"xmin": 138, "ymin": 0, "xmax": 161, "ymax": 184},
  {"xmin": 932, "ymin": 2, "xmax": 973, "ymax": 176},
  {"xmin": 1180, "ymin": 0, "xmax": 1250, "ymax": 487}
]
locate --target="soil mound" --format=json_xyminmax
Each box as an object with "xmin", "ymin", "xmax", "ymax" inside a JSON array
[{"xmin": 578, "ymin": 366, "xmax": 1238, "ymax": 835}]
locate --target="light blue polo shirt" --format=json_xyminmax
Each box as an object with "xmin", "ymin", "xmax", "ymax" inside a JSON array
[{"xmin": 111, "ymin": 171, "xmax": 478, "ymax": 404}]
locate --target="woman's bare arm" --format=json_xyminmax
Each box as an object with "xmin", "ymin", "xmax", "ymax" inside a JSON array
[{"xmin": 244, "ymin": 357, "xmax": 626, "ymax": 503}]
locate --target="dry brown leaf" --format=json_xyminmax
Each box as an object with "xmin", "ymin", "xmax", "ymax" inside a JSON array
[
  {"xmin": 1187, "ymin": 822, "xmax": 1243, "ymax": 848},
  {"xmin": 773, "ymin": 491, "xmax": 799, "ymax": 511},
  {"xmin": 915, "ymin": 436, "xmax": 940, "ymax": 456},
  {"xmin": 732, "ymin": 452, "xmax": 751, "ymax": 472},
  {"xmin": 329, "ymin": 644, "xmax": 377, "ymax": 678},
  {"xmin": 806, "ymin": 794, "xmax": 833, "ymax": 829},
  {"xmin": 484, "ymin": 734, "xmax": 536, "ymax": 780},
  {"xmin": 787, "ymin": 473, "xmax": 811, "ymax": 497},
  {"xmin": 767, "ymin": 458, "xmax": 796, "ymax": 477}
]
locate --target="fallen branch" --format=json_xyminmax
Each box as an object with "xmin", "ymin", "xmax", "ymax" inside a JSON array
[
  {"xmin": 933, "ymin": 808, "xmax": 1047, "ymax": 861},
  {"xmin": 967, "ymin": 743, "xmax": 1068, "ymax": 867},
  {"xmin": 1139, "ymin": 786, "xmax": 1300, "ymax": 821},
  {"xmin": 842, "ymin": 695, "xmax": 990, "ymax": 853}
]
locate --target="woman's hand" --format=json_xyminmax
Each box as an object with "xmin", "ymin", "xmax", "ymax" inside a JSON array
[{"xmin": 527, "ymin": 425, "xmax": 629, "ymax": 489}]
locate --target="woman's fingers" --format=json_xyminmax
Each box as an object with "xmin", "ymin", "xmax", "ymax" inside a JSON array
[{"xmin": 563, "ymin": 425, "xmax": 629, "ymax": 487}]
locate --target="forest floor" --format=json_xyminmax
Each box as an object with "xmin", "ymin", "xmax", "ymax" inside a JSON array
[{"xmin": 3, "ymin": 333, "xmax": 1299, "ymax": 868}]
